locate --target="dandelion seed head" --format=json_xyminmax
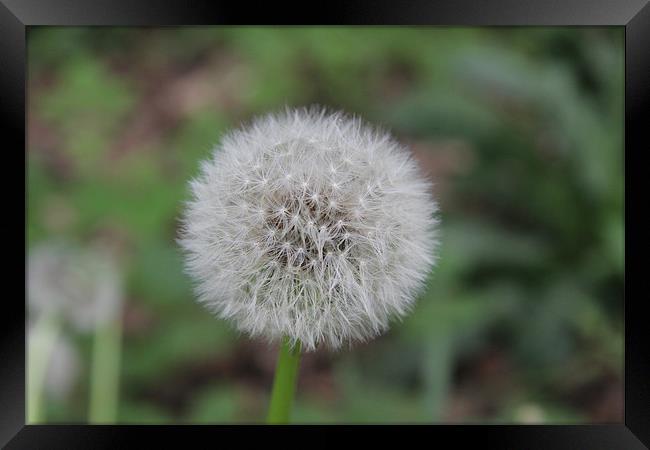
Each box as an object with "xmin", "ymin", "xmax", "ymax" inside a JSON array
[
  {"xmin": 179, "ymin": 107, "xmax": 439, "ymax": 351},
  {"xmin": 28, "ymin": 241, "xmax": 123, "ymax": 330}
]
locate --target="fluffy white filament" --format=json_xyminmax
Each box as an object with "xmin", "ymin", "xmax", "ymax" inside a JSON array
[{"xmin": 179, "ymin": 107, "xmax": 438, "ymax": 351}]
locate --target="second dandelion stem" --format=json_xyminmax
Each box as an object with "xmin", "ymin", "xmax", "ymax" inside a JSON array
[
  {"xmin": 267, "ymin": 337, "xmax": 301, "ymax": 424},
  {"xmin": 27, "ymin": 313, "xmax": 61, "ymax": 423},
  {"xmin": 88, "ymin": 316, "xmax": 122, "ymax": 424}
]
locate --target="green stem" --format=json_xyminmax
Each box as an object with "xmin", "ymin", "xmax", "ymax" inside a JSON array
[
  {"xmin": 88, "ymin": 315, "xmax": 122, "ymax": 424},
  {"xmin": 27, "ymin": 313, "xmax": 61, "ymax": 423},
  {"xmin": 267, "ymin": 337, "xmax": 302, "ymax": 424}
]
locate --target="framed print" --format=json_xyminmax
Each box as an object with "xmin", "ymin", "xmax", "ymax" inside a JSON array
[{"xmin": 1, "ymin": 0, "xmax": 648, "ymax": 448}]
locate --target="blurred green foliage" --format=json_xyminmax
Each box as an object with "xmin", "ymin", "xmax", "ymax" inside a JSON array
[{"xmin": 27, "ymin": 27, "xmax": 623, "ymax": 423}]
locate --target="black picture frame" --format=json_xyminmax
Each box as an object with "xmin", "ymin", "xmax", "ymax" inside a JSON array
[{"xmin": 2, "ymin": 0, "xmax": 647, "ymax": 448}]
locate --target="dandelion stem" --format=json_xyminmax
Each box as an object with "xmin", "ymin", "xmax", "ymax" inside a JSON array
[
  {"xmin": 27, "ymin": 313, "xmax": 61, "ymax": 423},
  {"xmin": 267, "ymin": 337, "xmax": 302, "ymax": 424},
  {"xmin": 88, "ymin": 314, "xmax": 122, "ymax": 423}
]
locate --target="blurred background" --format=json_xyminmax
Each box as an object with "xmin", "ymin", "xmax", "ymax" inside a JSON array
[{"xmin": 27, "ymin": 27, "xmax": 623, "ymax": 424}]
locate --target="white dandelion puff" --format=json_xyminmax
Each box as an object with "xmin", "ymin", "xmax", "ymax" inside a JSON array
[
  {"xmin": 179, "ymin": 107, "xmax": 439, "ymax": 351},
  {"xmin": 27, "ymin": 241, "xmax": 123, "ymax": 330}
]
